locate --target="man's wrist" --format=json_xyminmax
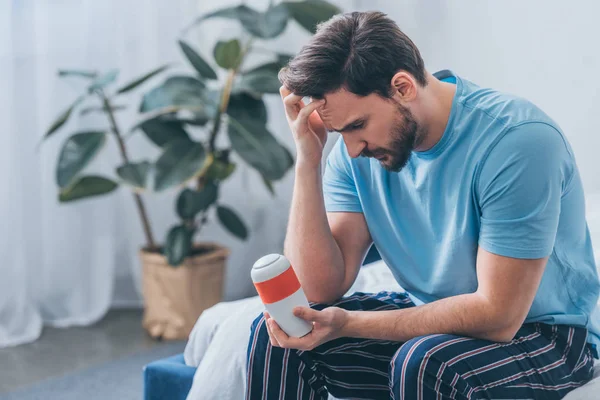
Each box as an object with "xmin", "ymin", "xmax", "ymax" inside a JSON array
[
  {"xmin": 340, "ymin": 310, "xmax": 364, "ymax": 338},
  {"xmin": 295, "ymin": 156, "xmax": 321, "ymax": 169}
]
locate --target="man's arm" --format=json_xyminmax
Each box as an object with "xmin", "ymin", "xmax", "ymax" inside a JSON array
[
  {"xmin": 342, "ymin": 248, "xmax": 547, "ymax": 343},
  {"xmin": 266, "ymin": 248, "xmax": 547, "ymax": 350},
  {"xmin": 279, "ymin": 87, "xmax": 371, "ymax": 303},
  {"xmin": 284, "ymin": 162, "xmax": 372, "ymax": 304}
]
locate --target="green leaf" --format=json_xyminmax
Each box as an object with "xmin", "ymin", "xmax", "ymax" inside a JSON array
[
  {"xmin": 205, "ymin": 159, "xmax": 236, "ymax": 181},
  {"xmin": 147, "ymin": 111, "xmax": 211, "ymax": 126},
  {"xmin": 154, "ymin": 139, "xmax": 207, "ymax": 191},
  {"xmin": 171, "ymin": 114, "xmax": 211, "ymax": 126},
  {"xmin": 227, "ymin": 92, "xmax": 267, "ymax": 125},
  {"xmin": 213, "ymin": 39, "xmax": 242, "ymax": 70},
  {"xmin": 283, "ymin": 0, "xmax": 340, "ymax": 33},
  {"xmin": 58, "ymin": 69, "xmax": 98, "ymax": 79},
  {"xmin": 116, "ymin": 64, "xmax": 170, "ymax": 94},
  {"xmin": 165, "ymin": 225, "xmax": 194, "ymax": 266},
  {"xmin": 243, "ymin": 52, "xmax": 292, "ymax": 75},
  {"xmin": 116, "ymin": 161, "xmax": 151, "ymax": 189},
  {"xmin": 197, "ymin": 5, "xmax": 250, "ymax": 22},
  {"xmin": 262, "ymin": 176, "xmax": 275, "ymax": 196},
  {"xmin": 79, "ymin": 104, "xmax": 126, "ymax": 116},
  {"xmin": 44, "ymin": 96, "xmax": 84, "ymax": 140},
  {"xmin": 227, "ymin": 116, "xmax": 293, "ymax": 180},
  {"xmin": 277, "ymin": 53, "xmax": 294, "ymax": 65},
  {"xmin": 139, "ymin": 118, "xmax": 191, "ymax": 148},
  {"xmin": 217, "ymin": 205, "xmax": 248, "ymax": 240},
  {"xmin": 178, "ymin": 40, "xmax": 217, "ymax": 80},
  {"xmin": 139, "ymin": 76, "xmax": 208, "ymax": 113},
  {"xmin": 189, "ymin": 4, "xmax": 289, "ymax": 39},
  {"xmin": 243, "ymin": 62, "xmax": 281, "ymax": 76},
  {"xmin": 176, "ymin": 182, "xmax": 219, "ymax": 220},
  {"xmin": 59, "ymin": 176, "xmax": 118, "ymax": 202},
  {"xmin": 237, "ymin": 69, "xmax": 281, "ymax": 94},
  {"xmin": 240, "ymin": 4, "xmax": 289, "ymax": 39},
  {"xmin": 88, "ymin": 69, "xmax": 119, "ymax": 92},
  {"xmin": 56, "ymin": 131, "xmax": 106, "ymax": 188}
]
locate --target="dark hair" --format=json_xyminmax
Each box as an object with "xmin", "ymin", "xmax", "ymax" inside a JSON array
[{"xmin": 278, "ymin": 11, "xmax": 427, "ymax": 99}]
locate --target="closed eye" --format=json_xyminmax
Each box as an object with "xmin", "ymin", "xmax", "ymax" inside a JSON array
[{"xmin": 328, "ymin": 117, "xmax": 368, "ymax": 134}]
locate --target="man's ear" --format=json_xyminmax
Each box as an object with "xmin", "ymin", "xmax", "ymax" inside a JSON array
[{"xmin": 390, "ymin": 72, "xmax": 418, "ymax": 102}]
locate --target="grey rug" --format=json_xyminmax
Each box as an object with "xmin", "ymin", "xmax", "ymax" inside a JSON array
[{"xmin": 0, "ymin": 341, "xmax": 186, "ymax": 400}]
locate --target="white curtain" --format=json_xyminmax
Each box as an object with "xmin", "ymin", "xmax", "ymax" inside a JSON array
[{"xmin": 0, "ymin": 0, "xmax": 345, "ymax": 348}]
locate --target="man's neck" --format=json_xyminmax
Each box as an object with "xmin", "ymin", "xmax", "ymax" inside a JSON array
[{"xmin": 414, "ymin": 73, "xmax": 457, "ymax": 152}]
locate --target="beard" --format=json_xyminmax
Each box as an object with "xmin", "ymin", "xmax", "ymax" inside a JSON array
[{"xmin": 361, "ymin": 104, "xmax": 421, "ymax": 172}]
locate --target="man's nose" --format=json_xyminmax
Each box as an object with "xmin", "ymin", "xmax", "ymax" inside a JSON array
[{"xmin": 344, "ymin": 137, "xmax": 366, "ymax": 158}]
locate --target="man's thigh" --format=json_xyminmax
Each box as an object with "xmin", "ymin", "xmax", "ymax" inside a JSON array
[
  {"xmin": 247, "ymin": 291, "xmax": 415, "ymax": 400},
  {"xmin": 300, "ymin": 291, "xmax": 416, "ymax": 399},
  {"xmin": 390, "ymin": 323, "xmax": 595, "ymax": 399}
]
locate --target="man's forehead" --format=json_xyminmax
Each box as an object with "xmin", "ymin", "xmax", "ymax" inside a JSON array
[{"xmin": 316, "ymin": 90, "xmax": 363, "ymax": 131}]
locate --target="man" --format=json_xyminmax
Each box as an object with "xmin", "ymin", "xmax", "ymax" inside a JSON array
[{"xmin": 246, "ymin": 11, "xmax": 600, "ymax": 400}]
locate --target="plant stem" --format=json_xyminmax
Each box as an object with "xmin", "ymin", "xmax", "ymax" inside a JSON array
[
  {"xmin": 101, "ymin": 92, "xmax": 157, "ymax": 250},
  {"xmin": 196, "ymin": 38, "xmax": 254, "ymax": 232},
  {"xmin": 207, "ymin": 69, "xmax": 235, "ymax": 153},
  {"xmin": 207, "ymin": 38, "xmax": 254, "ymax": 153}
]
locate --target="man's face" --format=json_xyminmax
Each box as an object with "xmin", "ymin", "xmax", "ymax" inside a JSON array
[{"xmin": 317, "ymin": 89, "xmax": 421, "ymax": 172}]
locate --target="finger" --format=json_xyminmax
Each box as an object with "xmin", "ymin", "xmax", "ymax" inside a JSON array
[
  {"xmin": 263, "ymin": 312, "xmax": 280, "ymax": 347},
  {"xmin": 268, "ymin": 318, "xmax": 317, "ymax": 350},
  {"xmin": 265, "ymin": 318, "xmax": 280, "ymax": 347},
  {"xmin": 308, "ymin": 109, "xmax": 326, "ymax": 132},
  {"xmin": 283, "ymin": 93, "xmax": 305, "ymax": 120},
  {"xmin": 279, "ymin": 85, "xmax": 291, "ymax": 99},
  {"xmin": 296, "ymin": 99, "xmax": 325, "ymax": 130},
  {"xmin": 293, "ymin": 306, "xmax": 324, "ymax": 323},
  {"xmin": 268, "ymin": 318, "xmax": 294, "ymax": 348}
]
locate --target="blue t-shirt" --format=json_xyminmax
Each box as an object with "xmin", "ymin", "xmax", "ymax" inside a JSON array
[{"xmin": 323, "ymin": 73, "xmax": 600, "ymax": 349}]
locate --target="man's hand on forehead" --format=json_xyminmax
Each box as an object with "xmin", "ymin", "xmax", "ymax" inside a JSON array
[{"xmin": 279, "ymin": 85, "xmax": 328, "ymax": 167}]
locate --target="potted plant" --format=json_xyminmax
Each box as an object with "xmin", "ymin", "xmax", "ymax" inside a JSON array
[{"xmin": 41, "ymin": 0, "xmax": 340, "ymax": 340}]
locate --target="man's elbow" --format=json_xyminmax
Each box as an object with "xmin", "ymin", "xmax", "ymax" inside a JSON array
[
  {"xmin": 482, "ymin": 311, "xmax": 525, "ymax": 343},
  {"xmin": 305, "ymin": 291, "xmax": 343, "ymax": 304},
  {"xmin": 473, "ymin": 295, "xmax": 524, "ymax": 343},
  {"xmin": 304, "ymin": 285, "xmax": 346, "ymax": 304},
  {"xmin": 481, "ymin": 325, "xmax": 519, "ymax": 343}
]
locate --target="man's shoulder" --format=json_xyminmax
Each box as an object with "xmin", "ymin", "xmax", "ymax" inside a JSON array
[{"xmin": 458, "ymin": 77, "xmax": 555, "ymax": 130}]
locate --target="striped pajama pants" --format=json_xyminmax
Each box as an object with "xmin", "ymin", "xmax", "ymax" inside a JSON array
[{"xmin": 246, "ymin": 291, "xmax": 596, "ymax": 399}]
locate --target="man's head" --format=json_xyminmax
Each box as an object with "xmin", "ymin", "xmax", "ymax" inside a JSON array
[{"xmin": 278, "ymin": 11, "xmax": 428, "ymax": 172}]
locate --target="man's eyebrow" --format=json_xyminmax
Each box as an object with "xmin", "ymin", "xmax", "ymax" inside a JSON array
[{"xmin": 327, "ymin": 117, "xmax": 367, "ymax": 133}]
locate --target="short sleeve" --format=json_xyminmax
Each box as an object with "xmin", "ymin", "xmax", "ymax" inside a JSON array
[
  {"xmin": 476, "ymin": 122, "xmax": 573, "ymax": 259},
  {"xmin": 323, "ymin": 137, "xmax": 363, "ymax": 213}
]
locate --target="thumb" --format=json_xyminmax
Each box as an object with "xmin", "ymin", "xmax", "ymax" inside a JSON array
[
  {"xmin": 296, "ymin": 99, "xmax": 325, "ymax": 130},
  {"xmin": 293, "ymin": 307, "xmax": 324, "ymax": 322},
  {"xmin": 308, "ymin": 109, "xmax": 326, "ymax": 132}
]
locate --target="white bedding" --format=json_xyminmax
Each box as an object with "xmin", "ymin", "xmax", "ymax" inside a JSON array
[{"xmin": 184, "ymin": 194, "xmax": 600, "ymax": 399}]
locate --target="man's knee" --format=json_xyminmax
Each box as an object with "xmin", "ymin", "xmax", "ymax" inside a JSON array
[
  {"xmin": 389, "ymin": 335, "xmax": 459, "ymax": 398},
  {"xmin": 249, "ymin": 313, "xmax": 269, "ymax": 343},
  {"xmin": 247, "ymin": 313, "xmax": 269, "ymax": 362}
]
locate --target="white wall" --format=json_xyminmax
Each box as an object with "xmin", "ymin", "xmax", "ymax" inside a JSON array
[{"xmin": 355, "ymin": 0, "xmax": 600, "ymax": 196}]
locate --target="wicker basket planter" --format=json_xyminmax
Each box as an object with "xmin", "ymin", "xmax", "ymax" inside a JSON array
[{"xmin": 139, "ymin": 243, "xmax": 229, "ymax": 340}]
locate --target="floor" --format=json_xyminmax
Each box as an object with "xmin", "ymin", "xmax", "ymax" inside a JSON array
[{"xmin": 0, "ymin": 309, "xmax": 165, "ymax": 394}]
